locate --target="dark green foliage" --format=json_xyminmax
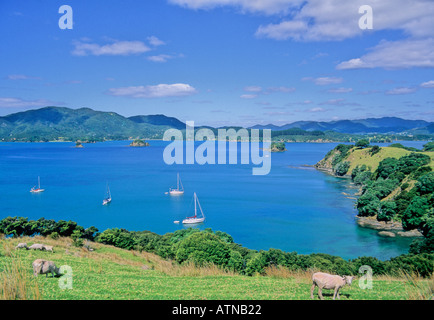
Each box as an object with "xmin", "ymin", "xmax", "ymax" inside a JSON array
[
  {"xmin": 402, "ymin": 197, "xmax": 430, "ymax": 230},
  {"xmin": 422, "ymin": 141, "xmax": 434, "ymax": 151},
  {"xmin": 331, "ymin": 144, "xmax": 354, "ymax": 167},
  {"xmin": 0, "ymin": 216, "xmax": 98, "ymax": 239},
  {"xmin": 355, "ymin": 139, "xmax": 370, "ymax": 149},
  {"xmin": 378, "ymin": 201, "xmax": 397, "ymax": 222},
  {"xmin": 1, "ymin": 216, "xmax": 433, "ymax": 277},
  {"xmin": 389, "ymin": 143, "xmax": 421, "ymax": 152},
  {"xmin": 270, "ymin": 141, "xmax": 286, "ymax": 151},
  {"xmin": 416, "ymin": 172, "xmax": 434, "ymax": 194},
  {"xmin": 369, "ymin": 145, "xmax": 381, "ymax": 155},
  {"xmin": 174, "ymin": 232, "xmax": 231, "ymax": 267},
  {"xmin": 334, "ymin": 161, "xmax": 350, "ymax": 176},
  {"xmin": 377, "ymin": 158, "xmax": 399, "ymax": 179},
  {"xmin": 396, "ymin": 153, "xmax": 431, "ymax": 175},
  {"xmin": 356, "ymin": 190, "xmax": 380, "ymax": 217},
  {"xmin": 351, "ymin": 165, "xmax": 372, "ymax": 186},
  {"xmin": 95, "ymin": 228, "xmax": 136, "ymax": 250}
]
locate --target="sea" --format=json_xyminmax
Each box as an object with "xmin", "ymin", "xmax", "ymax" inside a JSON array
[{"xmin": 0, "ymin": 140, "xmax": 428, "ymax": 260}]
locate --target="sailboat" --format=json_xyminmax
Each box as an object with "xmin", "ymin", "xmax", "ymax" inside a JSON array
[
  {"xmin": 102, "ymin": 184, "xmax": 112, "ymax": 205},
  {"xmin": 30, "ymin": 176, "xmax": 45, "ymax": 193},
  {"xmin": 169, "ymin": 173, "xmax": 184, "ymax": 196},
  {"xmin": 182, "ymin": 192, "xmax": 205, "ymax": 224}
]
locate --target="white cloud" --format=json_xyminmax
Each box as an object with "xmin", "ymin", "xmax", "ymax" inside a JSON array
[
  {"xmin": 254, "ymin": 0, "xmax": 434, "ymax": 41},
  {"xmin": 72, "ymin": 40, "xmax": 151, "ymax": 56},
  {"xmin": 244, "ymin": 86, "xmax": 262, "ymax": 92},
  {"xmin": 307, "ymin": 107, "xmax": 327, "ymax": 113},
  {"xmin": 327, "ymin": 87, "xmax": 353, "ymax": 93},
  {"xmin": 420, "ymin": 80, "xmax": 434, "ymax": 88},
  {"xmin": 385, "ymin": 87, "xmax": 417, "ymax": 95},
  {"xmin": 7, "ymin": 74, "xmax": 41, "ymax": 80},
  {"xmin": 107, "ymin": 84, "xmax": 197, "ymax": 98},
  {"xmin": 319, "ymin": 99, "xmax": 360, "ymax": 106},
  {"xmin": 303, "ymin": 77, "xmax": 343, "ymax": 86},
  {"xmin": 147, "ymin": 54, "xmax": 174, "ymax": 63},
  {"xmin": 147, "ymin": 36, "xmax": 166, "ymax": 47},
  {"xmin": 168, "ymin": 0, "xmax": 302, "ymax": 15},
  {"xmin": 266, "ymin": 86, "xmax": 296, "ymax": 93},
  {"xmin": 337, "ymin": 39, "xmax": 434, "ymax": 70},
  {"xmin": 0, "ymin": 97, "xmax": 59, "ymax": 108},
  {"xmin": 240, "ymin": 94, "xmax": 257, "ymax": 99}
]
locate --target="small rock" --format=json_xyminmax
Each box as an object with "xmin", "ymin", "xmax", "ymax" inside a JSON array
[{"xmin": 378, "ymin": 231, "xmax": 396, "ymax": 238}]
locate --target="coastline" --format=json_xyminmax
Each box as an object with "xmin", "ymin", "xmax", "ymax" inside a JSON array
[{"xmin": 314, "ymin": 163, "xmax": 424, "ymax": 239}]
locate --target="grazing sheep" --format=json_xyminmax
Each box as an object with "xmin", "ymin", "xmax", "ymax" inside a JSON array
[
  {"xmin": 15, "ymin": 243, "xmax": 29, "ymax": 250},
  {"xmin": 32, "ymin": 259, "xmax": 61, "ymax": 278},
  {"xmin": 28, "ymin": 243, "xmax": 46, "ymax": 251},
  {"xmin": 311, "ymin": 272, "xmax": 355, "ymax": 300},
  {"xmin": 43, "ymin": 245, "xmax": 54, "ymax": 252}
]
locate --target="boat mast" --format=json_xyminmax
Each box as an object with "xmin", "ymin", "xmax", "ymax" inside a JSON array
[
  {"xmin": 194, "ymin": 192, "xmax": 197, "ymax": 217},
  {"xmin": 38, "ymin": 176, "xmax": 40, "ymax": 189},
  {"xmin": 177, "ymin": 173, "xmax": 179, "ymax": 190}
]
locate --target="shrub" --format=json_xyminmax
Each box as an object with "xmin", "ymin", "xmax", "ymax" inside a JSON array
[
  {"xmin": 402, "ymin": 197, "xmax": 430, "ymax": 230},
  {"xmin": 174, "ymin": 232, "xmax": 231, "ymax": 267},
  {"xmin": 416, "ymin": 172, "xmax": 434, "ymax": 195},
  {"xmin": 377, "ymin": 201, "xmax": 397, "ymax": 222},
  {"xmin": 334, "ymin": 161, "xmax": 350, "ymax": 176},
  {"xmin": 356, "ymin": 139, "xmax": 370, "ymax": 149},
  {"xmin": 369, "ymin": 145, "xmax": 381, "ymax": 156}
]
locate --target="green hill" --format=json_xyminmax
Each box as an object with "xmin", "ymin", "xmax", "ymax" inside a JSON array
[
  {"xmin": 1, "ymin": 235, "xmax": 432, "ymax": 300},
  {"xmin": 0, "ymin": 107, "xmax": 185, "ymax": 142},
  {"xmin": 315, "ymin": 142, "xmax": 434, "ymax": 254}
]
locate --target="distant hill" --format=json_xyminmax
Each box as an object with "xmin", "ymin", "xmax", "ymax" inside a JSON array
[
  {"xmin": 0, "ymin": 107, "xmax": 186, "ymax": 142},
  {"xmin": 0, "ymin": 106, "xmax": 432, "ymax": 142},
  {"xmin": 250, "ymin": 117, "xmax": 432, "ymax": 134},
  {"xmin": 128, "ymin": 114, "xmax": 185, "ymax": 130}
]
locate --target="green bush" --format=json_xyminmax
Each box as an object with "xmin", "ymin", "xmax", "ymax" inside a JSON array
[
  {"xmin": 174, "ymin": 232, "xmax": 231, "ymax": 267},
  {"xmin": 378, "ymin": 201, "xmax": 397, "ymax": 222},
  {"xmin": 416, "ymin": 172, "xmax": 434, "ymax": 195},
  {"xmin": 334, "ymin": 161, "xmax": 350, "ymax": 176}
]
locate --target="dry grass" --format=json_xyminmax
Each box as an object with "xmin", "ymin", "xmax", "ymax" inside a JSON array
[
  {"xmin": 0, "ymin": 243, "xmax": 41, "ymax": 300},
  {"xmin": 399, "ymin": 271, "xmax": 434, "ymax": 300},
  {"xmin": 264, "ymin": 265, "xmax": 318, "ymax": 283}
]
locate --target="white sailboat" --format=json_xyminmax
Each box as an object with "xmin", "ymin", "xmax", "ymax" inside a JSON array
[
  {"xmin": 102, "ymin": 184, "xmax": 112, "ymax": 205},
  {"xmin": 30, "ymin": 176, "xmax": 45, "ymax": 193},
  {"xmin": 169, "ymin": 173, "xmax": 184, "ymax": 196},
  {"xmin": 182, "ymin": 192, "xmax": 205, "ymax": 224}
]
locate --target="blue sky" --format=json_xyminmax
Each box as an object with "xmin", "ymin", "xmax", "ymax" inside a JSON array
[{"xmin": 1, "ymin": 0, "xmax": 433, "ymax": 127}]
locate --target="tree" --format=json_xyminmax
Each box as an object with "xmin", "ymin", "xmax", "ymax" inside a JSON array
[
  {"xmin": 377, "ymin": 157, "xmax": 398, "ymax": 179},
  {"xmin": 175, "ymin": 232, "xmax": 231, "ymax": 267},
  {"xmin": 356, "ymin": 139, "xmax": 370, "ymax": 149},
  {"xmin": 369, "ymin": 145, "xmax": 380, "ymax": 156},
  {"xmin": 416, "ymin": 172, "xmax": 434, "ymax": 195},
  {"xmin": 402, "ymin": 197, "xmax": 430, "ymax": 230},
  {"xmin": 334, "ymin": 161, "xmax": 350, "ymax": 176},
  {"xmin": 378, "ymin": 201, "xmax": 397, "ymax": 222},
  {"xmin": 356, "ymin": 190, "xmax": 380, "ymax": 217}
]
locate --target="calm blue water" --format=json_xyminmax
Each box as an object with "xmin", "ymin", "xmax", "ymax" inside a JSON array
[{"xmin": 0, "ymin": 140, "xmax": 426, "ymax": 260}]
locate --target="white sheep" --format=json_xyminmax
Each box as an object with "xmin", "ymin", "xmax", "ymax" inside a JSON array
[
  {"xmin": 311, "ymin": 272, "xmax": 355, "ymax": 300},
  {"xmin": 32, "ymin": 259, "xmax": 61, "ymax": 277},
  {"xmin": 43, "ymin": 245, "xmax": 54, "ymax": 252},
  {"xmin": 28, "ymin": 243, "xmax": 46, "ymax": 251},
  {"xmin": 15, "ymin": 242, "xmax": 29, "ymax": 250}
]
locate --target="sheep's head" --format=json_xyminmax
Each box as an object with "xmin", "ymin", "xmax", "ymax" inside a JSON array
[{"xmin": 343, "ymin": 276, "xmax": 355, "ymax": 285}]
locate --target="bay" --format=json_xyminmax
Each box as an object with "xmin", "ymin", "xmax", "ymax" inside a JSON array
[{"xmin": 0, "ymin": 140, "xmax": 423, "ymax": 260}]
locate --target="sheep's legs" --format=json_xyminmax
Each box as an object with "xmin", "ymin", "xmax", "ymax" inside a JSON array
[{"xmin": 310, "ymin": 284, "xmax": 316, "ymax": 299}]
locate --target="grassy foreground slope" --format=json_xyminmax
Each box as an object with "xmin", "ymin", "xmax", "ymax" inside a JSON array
[{"xmin": 1, "ymin": 236, "xmax": 432, "ymax": 300}]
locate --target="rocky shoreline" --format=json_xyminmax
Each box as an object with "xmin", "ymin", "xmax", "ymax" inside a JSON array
[{"xmin": 355, "ymin": 216, "xmax": 423, "ymax": 238}]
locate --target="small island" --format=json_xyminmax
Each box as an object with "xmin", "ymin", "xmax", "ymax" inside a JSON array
[
  {"xmin": 270, "ymin": 141, "xmax": 287, "ymax": 152},
  {"xmin": 75, "ymin": 141, "xmax": 84, "ymax": 148},
  {"xmin": 129, "ymin": 139, "xmax": 150, "ymax": 147}
]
